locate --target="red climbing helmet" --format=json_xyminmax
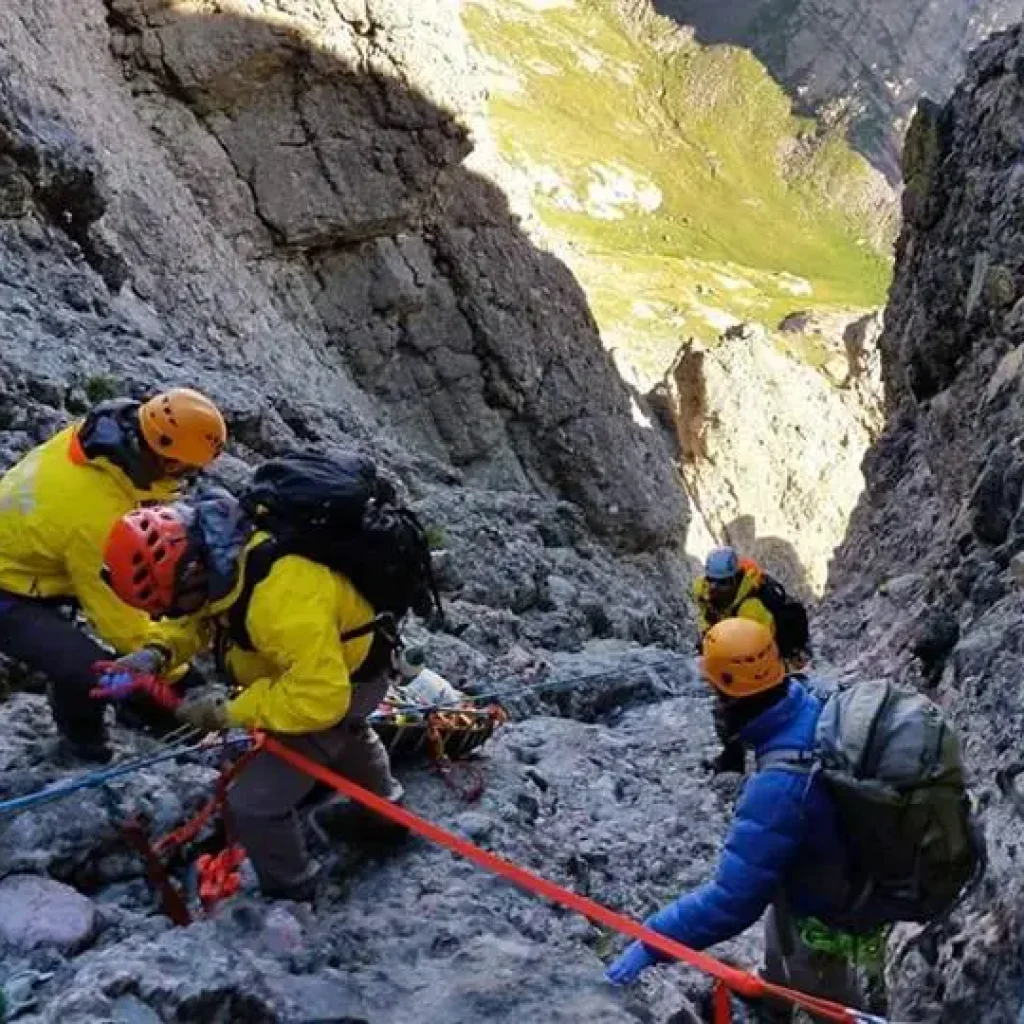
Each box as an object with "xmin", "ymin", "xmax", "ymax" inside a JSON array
[{"xmin": 102, "ymin": 505, "xmax": 205, "ymax": 615}]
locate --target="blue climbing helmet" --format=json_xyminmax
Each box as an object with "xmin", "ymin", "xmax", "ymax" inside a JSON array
[{"xmin": 705, "ymin": 545, "xmax": 740, "ymax": 582}]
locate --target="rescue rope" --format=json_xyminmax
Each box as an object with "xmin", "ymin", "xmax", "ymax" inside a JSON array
[
  {"xmin": 260, "ymin": 733, "xmax": 889, "ymax": 1024},
  {"xmin": 117, "ymin": 737, "xmax": 260, "ymax": 925},
  {"xmin": 0, "ymin": 739, "xmax": 227, "ymax": 818},
  {"xmin": 4, "ymin": 674, "xmax": 894, "ymax": 1022},
  {"xmin": 383, "ymin": 652, "xmax": 688, "ymax": 717},
  {"xmin": 424, "ymin": 706, "xmax": 508, "ymax": 801}
]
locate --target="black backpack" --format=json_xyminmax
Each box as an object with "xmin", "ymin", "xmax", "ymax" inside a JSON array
[
  {"xmin": 223, "ymin": 451, "xmax": 443, "ymax": 677},
  {"xmin": 753, "ymin": 574, "xmax": 809, "ymax": 658}
]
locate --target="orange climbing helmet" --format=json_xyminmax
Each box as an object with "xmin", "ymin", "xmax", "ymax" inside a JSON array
[
  {"xmin": 700, "ymin": 618, "xmax": 786, "ymax": 697},
  {"xmin": 102, "ymin": 506, "xmax": 206, "ymax": 615},
  {"xmin": 138, "ymin": 388, "xmax": 226, "ymax": 468}
]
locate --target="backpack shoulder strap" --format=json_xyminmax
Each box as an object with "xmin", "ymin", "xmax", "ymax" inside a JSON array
[
  {"xmin": 754, "ymin": 573, "xmax": 787, "ymax": 603},
  {"xmin": 219, "ymin": 542, "xmax": 404, "ymax": 681},
  {"xmin": 224, "ymin": 537, "xmax": 281, "ymax": 653},
  {"xmin": 756, "ymin": 748, "xmax": 822, "ymax": 807},
  {"xmin": 757, "ymin": 747, "xmax": 818, "ymax": 774}
]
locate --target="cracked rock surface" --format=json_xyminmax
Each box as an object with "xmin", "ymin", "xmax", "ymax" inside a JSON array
[
  {"xmin": 822, "ymin": 26, "xmax": 1024, "ymax": 1023},
  {"xmin": 0, "ymin": 1, "xmax": 709, "ymax": 1020},
  {"xmin": 0, "ymin": 651, "xmax": 747, "ymax": 1024},
  {"xmin": 653, "ymin": 311, "xmax": 884, "ymax": 594}
]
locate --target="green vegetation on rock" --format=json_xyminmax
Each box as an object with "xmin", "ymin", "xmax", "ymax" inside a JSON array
[{"xmin": 465, "ymin": 0, "xmax": 894, "ymax": 385}]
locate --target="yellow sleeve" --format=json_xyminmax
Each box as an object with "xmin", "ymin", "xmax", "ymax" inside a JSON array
[
  {"xmin": 148, "ymin": 614, "xmax": 214, "ymax": 670},
  {"xmin": 696, "ymin": 602, "xmax": 712, "ymax": 635},
  {"xmin": 66, "ymin": 515, "xmax": 162, "ymax": 655},
  {"xmin": 692, "ymin": 578, "xmax": 711, "ymax": 634},
  {"xmin": 226, "ymin": 557, "xmax": 351, "ymax": 733},
  {"xmin": 738, "ymin": 598, "xmax": 776, "ymax": 634}
]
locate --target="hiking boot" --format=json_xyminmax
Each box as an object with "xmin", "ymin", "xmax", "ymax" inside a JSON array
[
  {"xmin": 260, "ymin": 859, "xmax": 328, "ymax": 904},
  {"xmin": 307, "ymin": 794, "xmax": 410, "ymax": 851}
]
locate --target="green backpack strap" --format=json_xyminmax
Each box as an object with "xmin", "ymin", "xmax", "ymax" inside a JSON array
[
  {"xmin": 756, "ymin": 747, "xmax": 817, "ymax": 774},
  {"xmin": 755, "ymin": 748, "xmax": 822, "ymax": 806}
]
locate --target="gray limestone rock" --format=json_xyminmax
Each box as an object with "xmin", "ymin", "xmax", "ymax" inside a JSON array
[
  {"xmin": 0, "ymin": 875, "xmax": 97, "ymax": 953},
  {"xmin": 653, "ymin": 0, "xmax": 1023, "ymax": 181},
  {"xmin": 822, "ymin": 22, "xmax": 1024, "ymax": 1020}
]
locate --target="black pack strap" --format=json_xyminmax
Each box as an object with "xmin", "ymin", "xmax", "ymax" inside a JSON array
[
  {"xmin": 390, "ymin": 504, "xmax": 444, "ymax": 623},
  {"xmin": 225, "ymin": 538, "xmax": 281, "ymax": 654},
  {"xmin": 339, "ymin": 612, "xmax": 398, "ymax": 647},
  {"xmin": 345, "ymin": 613, "xmax": 401, "ymax": 684},
  {"xmin": 216, "ymin": 543, "xmax": 404, "ymax": 683},
  {"xmin": 773, "ymin": 890, "xmax": 798, "ymax": 959}
]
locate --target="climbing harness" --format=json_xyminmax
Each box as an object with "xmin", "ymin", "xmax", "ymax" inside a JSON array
[{"xmin": 260, "ymin": 733, "xmax": 892, "ymax": 1024}]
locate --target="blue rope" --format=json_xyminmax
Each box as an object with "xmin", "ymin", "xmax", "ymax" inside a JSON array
[
  {"xmin": 0, "ymin": 658, "xmax": 686, "ymax": 814},
  {"xmin": 0, "ymin": 734, "xmax": 252, "ymax": 819},
  {"xmin": 375, "ymin": 652, "xmax": 687, "ymax": 719}
]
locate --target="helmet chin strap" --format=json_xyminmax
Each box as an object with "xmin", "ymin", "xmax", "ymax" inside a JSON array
[
  {"xmin": 79, "ymin": 400, "xmax": 166, "ymax": 490},
  {"xmin": 165, "ymin": 550, "xmax": 211, "ymax": 618}
]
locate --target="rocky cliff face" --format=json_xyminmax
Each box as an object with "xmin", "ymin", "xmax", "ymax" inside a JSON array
[
  {"xmin": 5, "ymin": 0, "xmax": 1024, "ymax": 1021},
  {"xmin": 652, "ymin": 310, "xmax": 883, "ymax": 594},
  {"xmin": 1, "ymin": 0, "xmax": 687, "ymax": 556},
  {"xmin": 0, "ymin": 0, "xmax": 697, "ymax": 654},
  {"xmin": 0, "ymin": 0, "xmax": 711, "ymax": 1019},
  {"xmin": 654, "ymin": 0, "xmax": 1024, "ymax": 179},
  {"xmin": 823, "ymin": 26, "xmax": 1024, "ymax": 1022}
]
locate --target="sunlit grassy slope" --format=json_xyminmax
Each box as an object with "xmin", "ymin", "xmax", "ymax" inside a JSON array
[{"xmin": 465, "ymin": 0, "xmax": 894, "ymax": 385}]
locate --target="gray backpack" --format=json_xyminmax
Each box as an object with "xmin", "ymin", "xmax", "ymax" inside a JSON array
[{"xmin": 761, "ymin": 678, "xmax": 980, "ymax": 924}]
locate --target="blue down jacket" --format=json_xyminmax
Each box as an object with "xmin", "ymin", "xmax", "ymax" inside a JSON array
[{"xmin": 644, "ymin": 680, "xmax": 850, "ymax": 952}]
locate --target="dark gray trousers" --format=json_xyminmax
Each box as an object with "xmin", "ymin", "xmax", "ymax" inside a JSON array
[
  {"xmin": 227, "ymin": 674, "xmax": 401, "ymax": 894},
  {"xmin": 759, "ymin": 906, "xmax": 865, "ymax": 1022},
  {"xmin": 0, "ymin": 590, "xmax": 108, "ymax": 744}
]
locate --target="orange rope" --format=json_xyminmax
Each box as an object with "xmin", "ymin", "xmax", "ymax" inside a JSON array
[
  {"xmin": 154, "ymin": 747, "xmax": 259, "ymax": 856},
  {"xmin": 713, "ymin": 980, "xmax": 733, "ymax": 1024},
  {"xmin": 260, "ymin": 732, "xmax": 867, "ymax": 1023}
]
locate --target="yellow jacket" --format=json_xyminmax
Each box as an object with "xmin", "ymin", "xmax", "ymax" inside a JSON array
[
  {"xmin": 164, "ymin": 535, "xmax": 376, "ymax": 735},
  {"xmin": 0, "ymin": 425, "xmax": 179, "ymax": 653},
  {"xmin": 693, "ymin": 560, "xmax": 775, "ymax": 638}
]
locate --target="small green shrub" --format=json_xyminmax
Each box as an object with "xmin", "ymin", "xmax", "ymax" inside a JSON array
[
  {"xmin": 84, "ymin": 374, "xmax": 120, "ymax": 404},
  {"xmin": 425, "ymin": 525, "xmax": 447, "ymax": 551}
]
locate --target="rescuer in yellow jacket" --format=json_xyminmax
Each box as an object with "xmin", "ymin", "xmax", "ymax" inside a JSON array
[
  {"xmin": 101, "ymin": 488, "xmax": 405, "ymax": 900},
  {"xmin": 692, "ymin": 546, "xmax": 774, "ymax": 638},
  {"xmin": 692, "ymin": 545, "xmax": 776, "ymax": 776},
  {"xmin": 0, "ymin": 389, "xmax": 226, "ymax": 762}
]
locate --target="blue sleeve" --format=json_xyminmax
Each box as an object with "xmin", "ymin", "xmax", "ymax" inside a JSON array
[{"xmin": 642, "ymin": 770, "xmax": 810, "ymax": 952}]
